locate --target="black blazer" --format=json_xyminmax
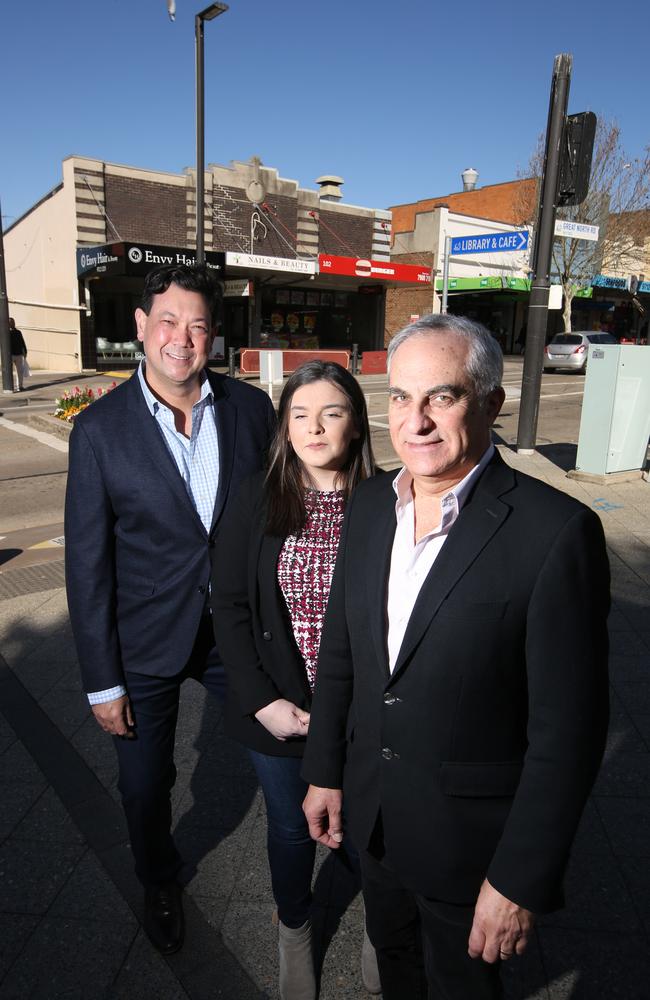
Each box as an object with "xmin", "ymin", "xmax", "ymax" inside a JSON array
[
  {"xmin": 302, "ymin": 451, "xmax": 610, "ymax": 914},
  {"xmin": 65, "ymin": 370, "xmax": 276, "ymax": 693},
  {"xmin": 210, "ymin": 472, "xmax": 317, "ymax": 757}
]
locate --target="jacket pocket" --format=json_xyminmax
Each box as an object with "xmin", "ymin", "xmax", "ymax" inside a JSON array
[{"xmin": 440, "ymin": 760, "xmax": 523, "ymax": 797}]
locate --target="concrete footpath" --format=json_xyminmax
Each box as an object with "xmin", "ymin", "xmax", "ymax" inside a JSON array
[{"xmin": 0, "ymin": 370, "xmax": 649, "ymax": 999}]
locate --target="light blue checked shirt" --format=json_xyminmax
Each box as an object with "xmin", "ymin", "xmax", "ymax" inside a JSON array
[{"xmin": 87, "ymin": 362, "xmax": 220, "ymax": 706}]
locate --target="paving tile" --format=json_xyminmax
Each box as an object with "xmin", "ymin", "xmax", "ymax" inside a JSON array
[
  {"xmin": 49, "ymin": 851, "xmax": 137, "ymax": 926},
  {"xmin": 559, "ymin": 799, "xmax": 612, "ymax": 859},
  {"xmin": 220, "ymin": 898, "xmax": 279, "ymax": 998},
  {"xmin": 537, "ymin": 926, "xmax": 650, "ymax": 999},
  {"xmin": 595, "ymin": 798, "xmax": 650, "ymax": 858},
  {"xmin": 0, "ymin": 837, "xmax": 87, "ymax": 915},
  {"xmin": 181, "ymin": 823, "xmax": 261, "ymax": 901},
  {"xmin": 0, "ymin": 915, "xmax": 137, "ymax": 1000},
  {"xmin": 0, "ymin": 739, "xmax": 46, "ymax": 788},
  {"xmin": 592, "ymin": 750, "xmax": 650, "ymax": 797},
  {"xmin": 35, "ymin": 685, "xmax": 90, "ymax": 738},
  {"xmin": 13, "ymin": 786, "xmax": 86, "ymax": 845},
  {"xmin": 172, "ymin": 773, "xmax": 259, "ymax": 831},
  {"xmin": 0, "ymin": 912, "xmax": 40, "ymax": 981},
  {"xmin": 0, "ymin": 781, "xmax": 47, "ymax": 843},
  {"xmin": 110, "ymin": 931, "xmax": 191, "ymax": 999},
  {"xmin": 541, "ymin": 852, "xmax": 641, "ymax": 933}
]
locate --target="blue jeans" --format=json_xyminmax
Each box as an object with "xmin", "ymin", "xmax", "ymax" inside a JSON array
[{"xmin": 248, "ymin": 750, "xmax": 317, "ymax": 928}]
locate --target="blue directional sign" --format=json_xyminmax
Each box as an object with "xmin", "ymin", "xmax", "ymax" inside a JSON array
[{"xmin": 450, "ymin": 230, "xmax": 529, "ymax": 255}]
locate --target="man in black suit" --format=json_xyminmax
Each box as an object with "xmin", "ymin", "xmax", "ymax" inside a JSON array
[
  {"xmin": 65, "ymin": 264, "xmax": 275, "ymax": 954},
  {"xmin": 303, "ymin": 314, "xmax": 609, "ymax": 999}
]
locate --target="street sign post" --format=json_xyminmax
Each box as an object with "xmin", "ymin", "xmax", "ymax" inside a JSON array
[
  {"xmin": 441, "ymin": 229, "xmax": 529, "ymax": 313},
  {"xmin": 554, "ymin": 219, "xmax": 599, "ymax": 241}
]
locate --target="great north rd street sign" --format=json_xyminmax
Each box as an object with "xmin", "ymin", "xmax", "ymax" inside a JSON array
[{"xmin": 450, "ymin": 230, "xmax": 529, "ymax": 255}]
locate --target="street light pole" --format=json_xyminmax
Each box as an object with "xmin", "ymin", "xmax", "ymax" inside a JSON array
[
  {"xmin": 516, "ymin": 53, "xmax": 572, "ymax": 454},
  {"xmin": 195, "ymin": 2, "xmax": 228, "ymax": 265}
]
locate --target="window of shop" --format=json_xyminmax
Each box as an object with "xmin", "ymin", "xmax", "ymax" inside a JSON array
[{"xmin": 260, "ymin": 286, "xmax": 380, "ymax": 352}]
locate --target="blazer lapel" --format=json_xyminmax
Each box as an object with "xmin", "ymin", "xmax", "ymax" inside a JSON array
[
  {"xmin": 367, "ymin": 476, "xmax": 399, "ymax": 677},
  {"xmin": 390, "ymin": 456, "xmax": 514, "ymax": 680},
  {"xmin": 209, "ymin": 373, "xmax": 237, "ymax": 533},
  {"xmin": 125, "ymin": 373, "xmax": 206, "ymax": 531}
]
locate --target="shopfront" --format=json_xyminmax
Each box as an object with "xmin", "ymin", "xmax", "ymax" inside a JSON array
[
  {"xmin": 77, "ymin": 242, "xmax": 225, "ymax": 369},
  {"xmin": 226, "ymin": 252, "xmax": 431, "ymax": 355},
  {"xmin": 435, "ymin": 276, "xmax": 530, "ymax": 353},
  {"xmin": 77, "ymin": 243, "xmax": 431, "ymax": 369}
]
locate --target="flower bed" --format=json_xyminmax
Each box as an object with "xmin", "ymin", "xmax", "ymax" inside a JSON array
[{"xmin": 53, "ymin": 382, "xmax": 117, "ymax": 422}]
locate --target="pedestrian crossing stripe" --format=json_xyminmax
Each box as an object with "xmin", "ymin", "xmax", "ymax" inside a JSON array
[{"xmin": 29, "ymin": 536, "xmax": 65, "ymax": 549}]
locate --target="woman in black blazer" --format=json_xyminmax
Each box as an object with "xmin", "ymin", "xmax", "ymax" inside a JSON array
[{"xmin": 212, "ymin": 361, "xmax": 375, "ymax": 1000}]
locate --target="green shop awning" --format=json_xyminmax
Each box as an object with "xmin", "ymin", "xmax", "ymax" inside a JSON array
[{"xmin": 435, "ymin": 276, "xmax": 504, "ymax": 292}]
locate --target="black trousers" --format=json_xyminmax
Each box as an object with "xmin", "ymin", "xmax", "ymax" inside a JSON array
[
  {"xmin": 360, "ymin": 837, "xmax": 503, "ymax": 1000},
  {"xmin": 113, "ymin": 616, "xmax": 225, "ymax": 887}
]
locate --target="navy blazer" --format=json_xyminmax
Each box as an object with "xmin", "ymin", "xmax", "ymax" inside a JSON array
[
  {"xmin": 302, "ymin": 452, "xmax": 610, "ymax": 914},
  {"xmin": 65, "ymin": 369, "xmax": 276, "ymax": 693}
]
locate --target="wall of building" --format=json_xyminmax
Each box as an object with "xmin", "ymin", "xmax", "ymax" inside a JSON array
[
  {"xmin": 390, "ymin": 178, "xmax": 537, "ymax": 239},
  {"xmin": 385, "ymin": 251, "xmax": 435, "ymax": 342},
  {"xmin": 5, "ymin": 159, "xmax": 81, "ymax": 370},
  {"xmin": 5, "ymin": 154, "xmax": 396, "ymax": 370}
]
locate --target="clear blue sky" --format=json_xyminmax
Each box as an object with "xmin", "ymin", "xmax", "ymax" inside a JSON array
[{"xmin": 1, "ymin": 0, "xmax": 647, "ymax": 227}]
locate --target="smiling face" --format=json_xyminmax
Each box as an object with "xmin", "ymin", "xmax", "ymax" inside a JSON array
[
  {"xmin": 388, "ymin": 332, "xmax": 504, "ymax": 492},
  {"xmin": 287, "ymin": 379, "xmax": 359, "ymax": 490},
  {"xmin": 134, "ymin": 283, "xmax": 213, "ymax": 400}
]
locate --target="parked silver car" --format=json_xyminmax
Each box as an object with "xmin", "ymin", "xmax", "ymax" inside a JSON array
[{"xmin": 543, "ymin": 332, "xmax": 618, "ymax": 373}]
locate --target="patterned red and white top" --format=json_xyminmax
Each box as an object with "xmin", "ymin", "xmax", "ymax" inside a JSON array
[{"xmin": 277, "ymin": 489, "xmax": 346, "ymax": 691}]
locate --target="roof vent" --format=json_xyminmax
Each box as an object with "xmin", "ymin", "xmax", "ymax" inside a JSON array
[
  {"xmin": 316, "ymin": 175, "xmax": 344, "ymax": 202},
  {"xmin": 461, "ymin": 167, "xmax": 479, "ymax": 192}
]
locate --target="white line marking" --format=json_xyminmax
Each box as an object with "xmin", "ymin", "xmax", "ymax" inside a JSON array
[
  {"xmin": 369, "ymin": 419, "xmax": 390, "ymax": 429},
  {"xmin": 0, "ymin": 417, "xmax": 69, "ymax": 453}
]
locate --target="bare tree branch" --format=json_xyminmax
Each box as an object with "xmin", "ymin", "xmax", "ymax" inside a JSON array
[{"xmin": 519, "ymin": 120, "xmax": 650, "ymax": 330}]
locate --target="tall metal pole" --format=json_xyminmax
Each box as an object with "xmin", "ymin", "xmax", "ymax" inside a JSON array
[
  {"xmin": 0, "ymin": 198, "xmax": 14, "ymax": 393},
  {"xmin": 441, "ymin": 236, "xmax": 451, "ymax": 315},
  {"xmin": 516, "ymin": 54, "xmax": 572, "ymax": 453},
  {"xmin": 195, "ymin": 14, "xmax": 206, "ymax": 264},
  {"xmin": 195, "ymin": 4, "xmax": 228, "ymax": 266}
]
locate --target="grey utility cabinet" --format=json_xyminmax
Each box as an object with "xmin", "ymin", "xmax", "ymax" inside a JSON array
[{"xmin": 575, "ymin": 344, "xmax": 650, "ymax": 476}]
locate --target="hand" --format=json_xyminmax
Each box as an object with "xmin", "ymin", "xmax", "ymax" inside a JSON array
[
  {"xmin": 92, "ymin": 696, "xmax": 134, "ymax": 738},
  {"xmin": 303, "ymin": 785, "xmax": 343, "ymax": 849},
  {"xmin": 254, "ymin": 699, "xmax": 310, "ymax": 741},
  {"xmin": 468, "ymin": 879, "xmax": 535, "ymax": 963}
]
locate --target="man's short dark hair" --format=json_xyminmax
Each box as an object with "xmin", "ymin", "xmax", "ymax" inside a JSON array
[{"xmin": 140, "ymin": 264, "xmax": 223, "ymax": 327}]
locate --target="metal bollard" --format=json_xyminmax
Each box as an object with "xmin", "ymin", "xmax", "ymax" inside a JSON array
[
  {"xmin": 351, "ymin": 343, "xmax": 359, "ymax": 375},
  {"xmin": 228, "ymin": 347, "xmax": 236, "ymax": 378}
]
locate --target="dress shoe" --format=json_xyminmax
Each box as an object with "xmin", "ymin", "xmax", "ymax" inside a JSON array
[{"xmin": 144, "ymin": 882, "xmax": 184, "ymax": 954}]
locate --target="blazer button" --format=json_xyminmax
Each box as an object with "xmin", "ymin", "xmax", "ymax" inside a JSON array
[
  {"xmin": 381, "ymin": 747, "xmax": 394, "ymax": 760},
  {"xmin": 383, "ymin": 693, "xmax": 397, "ymax": 705},
  {"xmin": 262, "ymin": 631, "xmax": 272, "ymax": 641}
]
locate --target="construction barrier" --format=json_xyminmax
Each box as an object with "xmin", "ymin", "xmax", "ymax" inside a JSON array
[
  {"xmin": 360, "ymin": 350, "xmax": 387, "ymax": 375},
  {"xmin": 239, "ymin": 348, "xmax": 350, "ymax": 375}
]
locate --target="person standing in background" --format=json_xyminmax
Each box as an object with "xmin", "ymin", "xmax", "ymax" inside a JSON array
[{"xmin": 9, "ymin": 318, "xmax": 28, "ymax": 391}]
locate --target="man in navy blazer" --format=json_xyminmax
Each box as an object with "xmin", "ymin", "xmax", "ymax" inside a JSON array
[
  {"xmin": 65, "ymin": 264, "xmax": 275, "ymax": 954},
  {"xmin": 303, "ymin": 314, "xmax": 610, "ymax": 999}
]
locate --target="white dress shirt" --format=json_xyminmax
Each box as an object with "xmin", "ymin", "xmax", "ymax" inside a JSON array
[{"xmin": 386, "ymin": 445, "xmax": 494, "ymax": 672}]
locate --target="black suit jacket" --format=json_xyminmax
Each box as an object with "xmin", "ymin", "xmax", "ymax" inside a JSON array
[
  {"xmin": 210, "ymin": 472, "xmax": 314, "ymax": 757},
  {"xmin": 65, "ymin": 369, "xmax": 276, "ymax": 693},
  {"xmin": 302, "ymin": 452, "xmax": 610, "ymax": 913}
]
